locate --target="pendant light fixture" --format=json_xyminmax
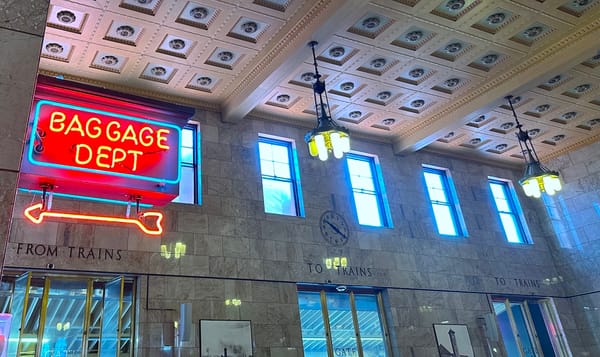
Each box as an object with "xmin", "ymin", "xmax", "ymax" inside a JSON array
[
  {"xmin": 305, "ymin": 41, "xmax": 350, "ymax": 161},
  {"xmin": 506, "ymin": 95, "xmax": 562, "ymax": 198}
]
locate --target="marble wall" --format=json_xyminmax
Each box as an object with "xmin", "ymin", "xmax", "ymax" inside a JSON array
[
  {"xmin": 544, "ymin": 140, "xmax": 600, "ymax": 355},
  {"xmin": 5, "ymin": 107, "xmax": 577, "ymax": 356},
  {"xmin": 0, "ymin": 0, "xmax": 48, "ymax": 277}
]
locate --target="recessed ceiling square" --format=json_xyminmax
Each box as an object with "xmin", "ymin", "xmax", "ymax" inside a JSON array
[
  {"xmin": 176, "ymin": 1, "xmax": 219, "ymax": 29},
  {"xmin": 347, "ymin": 13, "xmax": 394, "ymax": 39},
  {"xmin": 140, "ymin": 63, "xmax": 177, "ymax": 83},
  {"xmin": 120, "ymin": 0, "xmax": 162, "ymax": 15},
  {"xmin": 471, "ymin": 8, "xmax": 516, "ymax": 34},
  {"xmin": 228, "ymin": 17, "xmax": 269, "ymax": 43},
  {"xmin": 431, "ymin": 40, "xmax": 472, "ymax": 61},
  {"xmin": 90, "ymin": 52, "xmax": 127, "ymax": 73},
  {"xmin": 47, "ymin": 6, "xmax": 88, "ymax": 33},
  {"xmin": 253, "ymin": 0, "xmax": 291, "ymax": 12},
  {"xmin": 41, "ymin": 40, "xmax": 73, "ymax": 62},
  {"xmin": 318, "ymin": 44, "xmax": 358, "ymax": 66},
  {"xmin": 392, "ymin": 26, "xmax": 436, "ymax": 51},
  {"xmin": 510, "ymin": 22, "xmax": 553, "ymax": 46},
  {"xmin": 104, "ymin": 21, "xmax": 143, "ymax": 46},
  {"xmin": 431, "ymin": 0, "xmax": 481, "ymax": 21},
  {"xmin": 205, "ymin": 48, "xmax": 242, "ymax": 70},
  {"xmin": 156, "ymin": 34, "xmax": 195, "ymax": 59},
  {"xmin": 186, "ymin": 74, "xmax": 218, "ymax": 93}
]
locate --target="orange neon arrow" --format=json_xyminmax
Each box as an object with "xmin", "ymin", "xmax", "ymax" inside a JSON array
[{"xmin": 24, "ymin": 203, "xmax": 164, "ymax": 236}]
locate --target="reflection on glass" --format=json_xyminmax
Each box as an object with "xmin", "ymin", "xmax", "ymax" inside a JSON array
[
  {"xmin": 259, "ymin": 139, "xmax": 300, "ymax": 216},
  {"xmin": 326, "ymin": 294, "xmax": 358, "ymax": 357},
  {"xmin": 510, "ymin": 303, "xmax": 536, "ymax": 357},
  {"xmin": 298, "ymin": 290, "xmax": 389, "ymax": 357},
  {"xmin": 8, "ymin": 273, "xmax": 30, "ymax": 357},
  {"xmin": 355, "ymin": 295, "xmax": 386, "ymax": 357},
  {"xmin": 40, "ymin": 279, "xmax": 88, "ymax": 357},
  {"xmin": 489, "ymin": 181, "xmax": 526, "ymax": 243},
  {"xmin": 298, "ymin": 292, "xmax": 328, "ymax": 357},
  {"xmin": 347, "ymin": 156, "xmax": 384, "ymax": 227},
  {"xmin": 100, "ymin": 278, "xmax": 123, "ymax": 357},
  {"xmin": 423, "ymin": 169, "xmax": 461, "ymax": 236}
]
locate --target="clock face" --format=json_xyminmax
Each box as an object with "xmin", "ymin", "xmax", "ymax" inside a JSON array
[{"xmin": 320, "ymin": 210, "xmax": 350, "ymax": 246}]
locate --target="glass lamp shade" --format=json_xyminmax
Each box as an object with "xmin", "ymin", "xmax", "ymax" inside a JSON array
[
  {"xmin": 519, "ymin": 166, "xmax": 562, "ymax": 198},
  {"xmin": 306, "ymin": 129, "xmax": 350, "ymax": 161}
]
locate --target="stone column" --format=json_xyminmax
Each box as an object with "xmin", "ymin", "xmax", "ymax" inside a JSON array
[{"xmin": 0, "ymin": 0, "xmax": 49, "ymax": 276}]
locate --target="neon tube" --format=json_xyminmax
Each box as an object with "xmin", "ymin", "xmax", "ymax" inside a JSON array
[{"xmin": 24, "ymin": 203, "xmax": 163, "ymax": 236}]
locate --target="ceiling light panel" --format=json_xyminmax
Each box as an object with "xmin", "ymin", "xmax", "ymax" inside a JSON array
[
  {"xmin": 41, "ymin": 39, "xmax": 74, "ymax": 62},
  {"xmin": 104, "ymin": 21, "xmax": 144, "ymax": 46},
  {"xmin": 47, "ymin": 5, "xmax": 88, "ymax": 33}
]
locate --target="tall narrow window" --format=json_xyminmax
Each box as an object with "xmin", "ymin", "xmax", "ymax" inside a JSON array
[
  {"xmin": 346, "ymin": 153, "xmax": 392, "ymax": 227},
  {"xmin": 298, "ymin": 288, "xmax": 390, "ymax": 357},
  {"xmin": 173, "ymin": 124, "xmax": 200, "ymax": 204},
  {"xmin": 488, "ymin": 178, "xmax": 530, "ymax": 243},
  {"xmin": 422, "ymin": 165, "xmax": 467, "ymax": 237},
  {"xmin": 258, "ymin": 135, "xmax": 304, "ymax": 216}
]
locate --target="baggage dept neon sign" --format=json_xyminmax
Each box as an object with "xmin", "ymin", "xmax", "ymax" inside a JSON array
[{"xmin": 28, "ymin": 100, "xmax": 181, "ymax": 184}]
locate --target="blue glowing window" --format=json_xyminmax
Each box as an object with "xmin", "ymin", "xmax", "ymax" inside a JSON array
[
  {"xmin": 423, "ymin": 166, "xmax": 467, "ymax": 237},
  {"xmin": 259, "ymin": 136, "xmax": 304, "ymax": 216},
  {"xmin": 489, "ymin": 179, "xmax": 530, "ymax": 243},
  {"xmin": 346, "ymin": 153, "xmax": 391, "ymax": 227},
  {"xmin": 173, "ymin": 124, "xmax": 200, "ymax": 204}
]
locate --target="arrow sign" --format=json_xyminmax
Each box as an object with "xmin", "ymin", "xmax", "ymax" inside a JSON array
[{"xmin": 24, "ymin": 203, "xmax": 164, "ymax": 236}]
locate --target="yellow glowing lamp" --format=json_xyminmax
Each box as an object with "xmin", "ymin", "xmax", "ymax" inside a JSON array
[
  {"xmin": 305, "ymin": 41, "xmax": 350, "ymax": 161},
  {"xmin": 506, "ymin": 95, "xmax": 562, "ymax": 199}
]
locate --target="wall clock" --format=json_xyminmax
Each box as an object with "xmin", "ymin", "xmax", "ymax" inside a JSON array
[{"xmin": 320, "ymin": 210, "xmax": 350, "ymax": 246}]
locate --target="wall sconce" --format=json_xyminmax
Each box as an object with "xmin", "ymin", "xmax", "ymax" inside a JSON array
[
  {"xmin": 160, "ymin": 242, "xmax": 186, "ymax": 259},
  {"xmin": 325, "ymin": 256, "xmax": 348, "ymax": 269},
  {"xmin": 225, "ymin": 299, "xmax": 242, "ymax": 306},
  {"xmin": 506, "ymin": 95, "xmax": 562, "ymax": 198},
  {"xmin": 305, "ymin": 41, "xmax": 350, "ymax": 161}
]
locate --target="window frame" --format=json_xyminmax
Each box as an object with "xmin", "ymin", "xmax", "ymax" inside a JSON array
[
  {"xmin": 258, "ymin": 134, "xmax": 304, "ymax": 217},
  {"xmin": 488, "ymin": 177, "xmax": 532, "ymax": 244},
  {"xmin": 422, "ymin": 165, "xmax": 468, "ymax": 237},
  {"xmin": 345, "ymin": 152, "xmax": 392, "ymax": 228},
  {"xmin": 173, "ymin": 122, "xmax": 201, "ymax": 205},
  {"xmin": 297, "ymin": 286, "xmax": 392, "ymax": 357}
]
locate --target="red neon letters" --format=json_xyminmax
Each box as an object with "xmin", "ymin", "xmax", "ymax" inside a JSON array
[{"xmin": 29, "ymin": 101, "xmax": 181, "ymax": 183}]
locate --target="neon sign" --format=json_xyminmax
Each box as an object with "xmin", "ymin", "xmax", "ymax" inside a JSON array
[
  {"xmin": 28, "ymin": 100, "xmax": 181, "ymax": 184},
  {"xmin": 24, "ymin": 203, "xmax": 164, "ymax": 236}
]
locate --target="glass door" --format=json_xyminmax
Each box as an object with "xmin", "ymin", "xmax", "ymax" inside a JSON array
[
  {"xmin": 298, "ymin": 288, "xmax": 390, "ymax": 357},
  {"xmin": 1, "ymin": 273, "xmax": 134, "ymax": 357},
  {"xmin": 493, "ymin": 297, "xmax": 572, "ymax": 357},
  {"xmin": 7, "ymin": 273, "xmax": 31, "ymax": 357},
  {"xmin": 99, "ymin": 277, "xmax": 124, "ymax": 357},
  {"xmin": 39, "ymin": 279, "xmax": 89, "ymax": 357}
]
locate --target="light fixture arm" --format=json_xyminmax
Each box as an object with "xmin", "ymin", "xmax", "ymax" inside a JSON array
[
  {"xmin": 308, "ymin": 41, "xmax": 335, "ymax": 130},
  {"xmin": 505, "ymin": 95, "xmax": 541, "ymax": 165},
  {"xmin": 505, "ymin": 95, "xmax": 562, "ymax": 197},
  {"xmin": 304, "ymin": 41, "xmax": 351, "ymax": 161}
]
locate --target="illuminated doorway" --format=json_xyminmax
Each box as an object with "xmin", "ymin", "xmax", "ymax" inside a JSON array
[
  {"xmin": 298, "ymin": 287, "xmax": 391, "ymax": 357},
  {"xmin": 0, "ymin": 273, "xmax": 135, "ymax": 357},
  {"xmin": 493, "ymin": 297, "xmax": 571, "ymax": 357}
]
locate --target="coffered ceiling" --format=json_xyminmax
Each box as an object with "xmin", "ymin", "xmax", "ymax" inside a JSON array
[{"xmin": 38, "ymin": 0, "xmax": 600, "ymax": 164}]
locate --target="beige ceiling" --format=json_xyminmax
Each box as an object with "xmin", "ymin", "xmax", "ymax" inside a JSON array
[{"xmin": 39, "ymin": 0, "xmax": 600, "ymax": 164}]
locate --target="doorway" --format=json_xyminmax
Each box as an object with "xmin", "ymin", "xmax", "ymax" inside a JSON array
[
  {"xmin": 493, "ymin": 297, "xmax": 571, "ymax": 357},
  {"xmin": 0, "ymin": 272, "xmax": 135, "ymax": 357}
]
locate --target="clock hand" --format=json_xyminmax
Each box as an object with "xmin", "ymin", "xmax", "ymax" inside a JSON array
[{"xmin": 324, "ymin": 220, "xmax": 347, "ymax": 239}]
